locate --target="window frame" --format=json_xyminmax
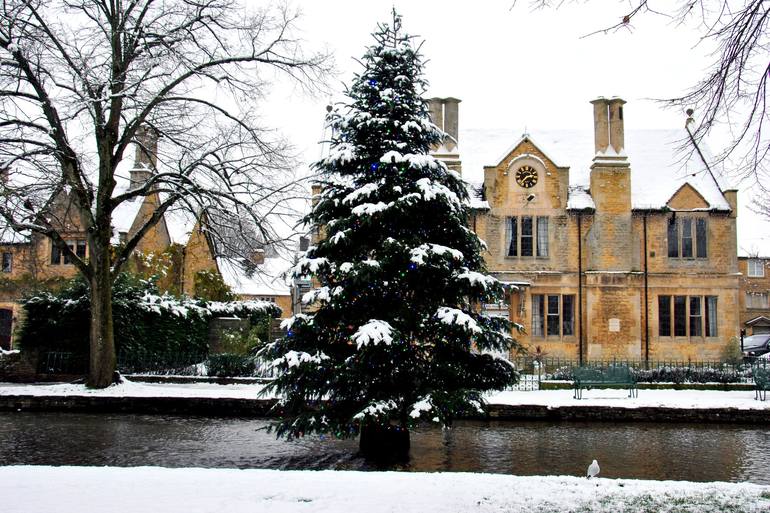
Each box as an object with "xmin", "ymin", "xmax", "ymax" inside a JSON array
[
  {"xmin": 667, "ymin": 215, "xmax": 708, "ymax": 260},
  {"xmin": 658, "ymin": 294, "xmax": 718, "ymax": 339},
  {"xmin": 506, "ymin": 215, "xmax": 549, "ymax": 259},
  {"xmin": 746, "ymin": 292, "xmax": 769, "ymax": 310},
  {"xmin": 1, "ymin": 252, "xmax": 11, "ymax": 273},
  {"xmin": 748, "ymin": 259, "xmax": 765, "ymax": 278},
  {"xmin": 50, "ymin": 239, "xmax": 87, "ymax": 266},
  {"xmin": 531, "ymin": 293, "xmax": 575, "ymax": 339}
]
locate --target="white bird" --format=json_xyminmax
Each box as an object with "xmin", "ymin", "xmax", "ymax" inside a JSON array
[{"xmin": 587, "ymin": 459, "xmax": 600, "ymax": 479}]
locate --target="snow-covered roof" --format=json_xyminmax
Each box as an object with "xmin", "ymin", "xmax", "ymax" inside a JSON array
[
  {"xmin": 216, "ymin": 255, "xmax": 293, "ymax": 297},
  {"xmin": 164, "ymin": 206, "xmax": 198, "ymax": 245},
  {"xmin": 464, "ymin": 182, "xmax": 489, "ymax": 210},
  {"xmin": 567, "ymin": 185, "xmax": 595, "ymax": 211},
  {"xmin": 458, "ymin": 128, "xmax": 731, "ymax": 211},
  {"xmin": 0, "ymin": 222, "xmax": 30, "ymax": 244}
]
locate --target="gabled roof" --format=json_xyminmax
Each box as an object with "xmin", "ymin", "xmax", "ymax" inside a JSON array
[
  {"xmin": 746, "ymin": 316, "xmax": 770, "ymax": 326},
  {"xmin": 666, "ymin": 183, "xmax": 710, "ymax": 210},
  {"xmin": 458, "ymin": 128, "xmax": 731, "ymax": 211}
]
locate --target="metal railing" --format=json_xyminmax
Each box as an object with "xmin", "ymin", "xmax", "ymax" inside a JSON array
[{"xmin": 506, "ymin": 356, "xmax": 764, "ymax": 390}]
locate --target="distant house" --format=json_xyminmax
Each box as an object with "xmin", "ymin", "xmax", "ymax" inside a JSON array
[
  {"xmin": 739, "ymin": 256, "xmax": 770, "ymax": 335},
  {"xmin": 428, "ymin": 96, "xmax": 742, "ymax": 362}
]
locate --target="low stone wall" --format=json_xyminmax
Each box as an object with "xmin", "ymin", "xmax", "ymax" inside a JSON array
[
  {"xmin": 2, "ymin": 395, "xmax": 770, "ymax": 424},
  {"xmin": 485, "ymin": 404, "xmax": 770, "ymax": 424},
  {"xmin": 0, "ymin": 351, "xmax": 39, "ymax": 383},
  {"xmin": 0, "ymin": 395, "xmax": 278, "ymax": 416}
]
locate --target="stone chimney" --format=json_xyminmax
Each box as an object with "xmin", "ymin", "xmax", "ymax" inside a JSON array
[
  {"xmin": 427, "ymin": 97, "xmax": 462, "ymax": 174},
  {"xmin": 428, "ymin": 98, "xmax": 444, "ymax": 136},
  {"xmin": 587, "ymin": 96, "xmax": 632, "ymax": 271},
  {"xmin": 608, "ymin": 97, "xmax": 626, "ymax": 154},
  {"xmin": 590, "ymin": 97, "xmax": 610, "ymax": 154},
  {"xmin": 129, "ymin": 125, "xmax": 158, "ymax": 192}
]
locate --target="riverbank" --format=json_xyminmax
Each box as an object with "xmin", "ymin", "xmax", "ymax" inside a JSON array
[
  {"xmin": 3, "ymin": 379, "xmax": 770, "ymax": 422},
  {"xmin": 1, "ymin": 466, "xmax": 768, "ymax": 513}
]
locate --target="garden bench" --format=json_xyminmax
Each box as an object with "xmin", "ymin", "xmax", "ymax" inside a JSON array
[
  {"xmin": 753, "ymin": 365, "xmax": 770, "ymax": 401},
  {"xmin": 572, "ymin": 366, "xmax": 638, "ymax": 400}
]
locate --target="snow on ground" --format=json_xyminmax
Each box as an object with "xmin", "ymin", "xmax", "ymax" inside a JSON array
[
  {"xmin": 488, "ymin": 388, "xmax": 770, "ymax": 410},
  {"xmin": 0, "ymin": 379, "xmax": 272, "ymax": 399},
  {"xmin": 1, "ymin": 466, "xmax": 768, "ymax": 513},
  {"xmin": 1, "ymin": 379, "xmax": 769, "ymax": 410}
]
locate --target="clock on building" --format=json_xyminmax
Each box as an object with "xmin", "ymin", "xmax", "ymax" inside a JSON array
[{"xmin": 515, "ymin": 165, "xmax": 538, "ymax": 188}]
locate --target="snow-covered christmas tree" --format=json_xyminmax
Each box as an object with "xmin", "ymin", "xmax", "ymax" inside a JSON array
[{"xmin": 263, "ymin": 11, "xmax": 522, "ymax": 460}]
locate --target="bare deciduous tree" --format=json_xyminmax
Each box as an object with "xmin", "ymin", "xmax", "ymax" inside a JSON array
[
  {"xmin": 527, "ymin": 0, "xmax": 769, "ymax": 215},
  {"xmin": 0, "ymin": 0, "xmax": 329, "ymax": 387}
]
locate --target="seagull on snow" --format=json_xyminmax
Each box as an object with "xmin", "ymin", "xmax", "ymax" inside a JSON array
[{"xmin": 587, "ymin": 459, "xmax": 600, "ymax": 479}]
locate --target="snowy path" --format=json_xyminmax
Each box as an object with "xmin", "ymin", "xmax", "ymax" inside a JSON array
[
  {"xmin": 1, "ymin": 379, "xmax": 769, "ymax": 410},
  {"xmin": 1, "ymin": 466, "xmax": 768, "ymax": 513}
]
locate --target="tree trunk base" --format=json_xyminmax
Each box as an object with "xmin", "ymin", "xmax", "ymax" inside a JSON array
[{"xmin": 359, "ymin": 423, "xmax": 410, "ymax": 463}]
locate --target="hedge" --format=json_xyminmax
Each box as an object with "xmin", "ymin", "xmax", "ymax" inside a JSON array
[{"xmin": 18, "ymin": 274, "xmax": 281, "ymax": 371}]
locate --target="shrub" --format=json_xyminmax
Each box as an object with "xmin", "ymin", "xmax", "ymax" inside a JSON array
[{"xmin": 722, "ymin": 336, "xmax": 743, "ymax": 365}]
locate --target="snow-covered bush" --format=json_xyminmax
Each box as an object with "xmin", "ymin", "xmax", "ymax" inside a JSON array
[{"xmin": 18, "ymin": 273, "xmax": 280, "ymax": 372}]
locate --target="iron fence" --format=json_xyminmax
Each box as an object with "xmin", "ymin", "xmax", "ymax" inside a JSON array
[
  {"xmin": 37, "ymin": 351, "xmax": 88, "ymax": 375},
  {"xmin": 506, "ymin": 356, "xmax": 766, "ymax": 390}
]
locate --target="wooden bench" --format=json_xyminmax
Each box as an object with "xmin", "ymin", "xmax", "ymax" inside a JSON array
[
  {"xmin": 573, "ymin": 366, "xmax": 638, "ymax": 400},
  {"xmin": 753, "ymin": 365, "xmax": 770, "ymax": 401}
]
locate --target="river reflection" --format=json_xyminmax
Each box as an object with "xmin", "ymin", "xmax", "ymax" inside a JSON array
[{"xmin": 1, "ymin": 413, "xmax": 768, "ymax": 484}]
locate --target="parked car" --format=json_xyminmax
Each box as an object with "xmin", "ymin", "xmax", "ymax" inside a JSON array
[{"xmin": 742, "ymin": 334, "xmax": 770, "ymax": 360}]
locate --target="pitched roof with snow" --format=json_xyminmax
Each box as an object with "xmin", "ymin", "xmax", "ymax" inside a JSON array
[
  {"xmin": 216, "ymin": 255, "xmax": 293, "ymax": 297},
  {"xmin": 458, "ymin": 128, "xmax": 731, "ymax": 211}
]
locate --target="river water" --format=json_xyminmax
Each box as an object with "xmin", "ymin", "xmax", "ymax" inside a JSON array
[{"xmin": 1, "ymin": 412, "xmax": 769, "ymax": 484}]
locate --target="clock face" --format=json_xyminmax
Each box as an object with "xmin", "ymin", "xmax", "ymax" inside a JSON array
[{"xmin": 515, "ymin": 165, "xmax": 538, "ymax": 188}]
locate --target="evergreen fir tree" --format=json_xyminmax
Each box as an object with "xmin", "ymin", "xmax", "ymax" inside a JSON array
[{"xmin": 262, "ymin": 11, "xmax": 522, "ymax": 459}]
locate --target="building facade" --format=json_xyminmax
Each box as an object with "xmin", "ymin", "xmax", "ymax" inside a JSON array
[
  {"xmin": 739, "ymin": 256, "xmax": 770, "ymax": 335},
  {"xmin": 429, "ymin": 96, "xmax": 742, "ymax": 361}
]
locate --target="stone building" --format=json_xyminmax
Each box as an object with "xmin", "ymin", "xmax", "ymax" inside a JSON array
[
  {"xmin": 429, "ymin": 96, "xmax": 742, "ymax": 362},
  {"xmin": 0, "ymin": 130, "xmax": 294, "ymax": 349},
  {"xmin": 738, "ymin": 256, "xmax": 770, "ymax": 335}
]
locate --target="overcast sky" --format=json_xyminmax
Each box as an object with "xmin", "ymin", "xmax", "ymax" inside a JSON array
[{"xmin": 261, "ymin": 0, "xmax": 769, "ymax": 255}]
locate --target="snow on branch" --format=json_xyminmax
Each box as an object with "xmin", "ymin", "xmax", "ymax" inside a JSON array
[
  {"xmin": 351, "ymin": 319, "xmax": 395, "ymax": 349},
  {"xmin": 436, "ymin": 306, "xmax": 481, "ymax": 334}
]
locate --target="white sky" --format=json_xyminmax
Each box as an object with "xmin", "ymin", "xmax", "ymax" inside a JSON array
[{"xmin": 260, "ymin": 0, "xmax": 770, "ymax": 255}]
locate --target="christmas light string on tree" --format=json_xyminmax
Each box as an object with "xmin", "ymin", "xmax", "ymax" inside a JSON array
[{"xmin": 261, "ymin": 10, "xmax": 523, "ymax": 461}]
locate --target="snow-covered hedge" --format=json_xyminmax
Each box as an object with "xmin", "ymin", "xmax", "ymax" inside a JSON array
[{"xmin": 18, "ymin": 274, "xmax": 281, "ymax": 370}]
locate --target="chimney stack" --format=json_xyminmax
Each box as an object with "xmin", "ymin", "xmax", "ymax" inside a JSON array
[
  {"xmin": 608, "ymin": 97, "xmax": 626, "ymax": 154},
  {"xmin": 590, "ymin": 97, "xmax": 610, "ymax": 154},
  {"xmin": 587, "ymin": 96, "xmax": 632, "ymax": 271},
  {"xmin": 443, "ymin": 97, "xmax": 460, "ymax": 151},
  {"xmin": 426, "ymin": 97, "xmax": 462, "ymax": 174},
  {"xmin": 130, "ymin": 125, "xmax": 158, "ymax": 192},
  {"xmin": 427, "ymin": 97, "xmax": 461, "ymax": 151},
  {"xmin": 428, "ymin": 98, "xmax": 444, "ymax": 136}
]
